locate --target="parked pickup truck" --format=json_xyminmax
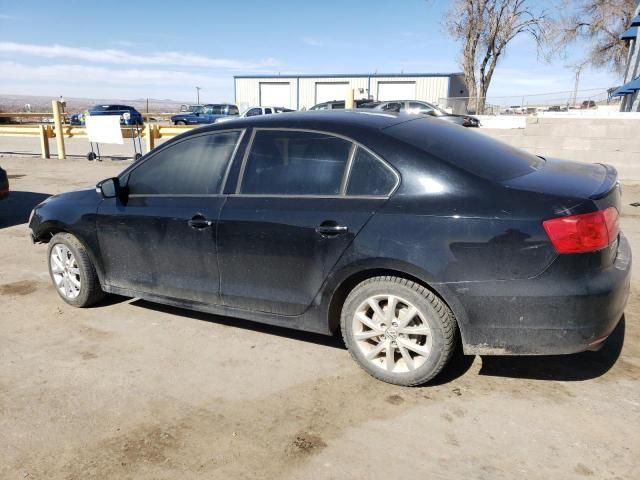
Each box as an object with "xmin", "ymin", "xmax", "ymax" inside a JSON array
[{"xmin": 171, "ymin": 104, "xmax": 239, "ymax": 125}]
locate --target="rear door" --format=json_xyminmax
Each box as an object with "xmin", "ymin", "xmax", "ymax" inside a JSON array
[
  {"xmin": 96, "ymin": 130, "xmax": 244, "ymax": 303},
  {"xmin": 217, "ymin": 129, "xmax": 399, "ymax": 316}
]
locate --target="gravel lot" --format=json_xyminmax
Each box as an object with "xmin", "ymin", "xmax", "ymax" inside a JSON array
[{"xmin": 1, "ymin": 155, "xmax": 639, "ymax": 480}]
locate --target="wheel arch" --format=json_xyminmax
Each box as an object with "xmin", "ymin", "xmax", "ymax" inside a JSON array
[
  {"xmin": 325, "ymin": 264, "xmax": 470, "ymax": 346},
  {"xmin": 35, "ymin": 223, "xmax": 107, "ymax": 286}
]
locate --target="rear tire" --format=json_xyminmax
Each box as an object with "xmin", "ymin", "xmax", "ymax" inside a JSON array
[
  {"xmin": 341, "ymin": 276, "xmax": 457, "ymax": 386},
  {"xmin": 47, "ymin": 233, "xmax": 105, "ymax": 307}
]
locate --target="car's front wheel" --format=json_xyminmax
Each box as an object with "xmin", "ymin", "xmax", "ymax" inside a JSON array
[
  {"xmin": 47, "ymin": 233, "xmax": 105, "ymax": 307},
  {"xmin": 341, "ymin": 276, "xmax": 457, "ymax": 386},
  {"xmin": 175, "ymin": 120, "xmax": 186, "ymax": 125}
]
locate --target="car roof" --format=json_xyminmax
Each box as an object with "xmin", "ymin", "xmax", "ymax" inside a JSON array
[{"xmin": 195, "ymin": 110, "xmax": 414, "ymax": 133}]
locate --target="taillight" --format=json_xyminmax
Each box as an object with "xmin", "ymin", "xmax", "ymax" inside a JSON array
[{"xmin": 543, "ymin": 207, "xmax": 619, "ymax": 254}]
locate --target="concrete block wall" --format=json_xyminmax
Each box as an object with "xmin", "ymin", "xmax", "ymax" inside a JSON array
[{"xmin": 480, "ymin": 117, "xmax": 640, "ymax": 180}]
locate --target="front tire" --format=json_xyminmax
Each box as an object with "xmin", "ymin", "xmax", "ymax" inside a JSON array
[
  {"xmin": 341, "ymin": 276, "xmax": 457, "ymax": 386},
  {"xmin": 175, "ymin": 120, "xmax": 186, "ymax": 125},
  {"xmin": 48, "ymin": 233, "xmax": 105, "ymax": 307}
]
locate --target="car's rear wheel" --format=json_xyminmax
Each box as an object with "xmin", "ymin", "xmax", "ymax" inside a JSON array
[
  {"xmin": 341, "ymin": 276, "xmax": 457, "ymax": 386},
  {"xmin": 48, "ymin": 233, "xmax": 105, "ymax": 307},
  {"xmin": 175, "ymin": 120, "xmax": 186, "ymax": 125}
]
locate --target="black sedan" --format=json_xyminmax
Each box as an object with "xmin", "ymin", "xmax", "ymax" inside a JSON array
[{"xmin": 28, "ymin": 111, "xmax": 631, "ymax": 386}]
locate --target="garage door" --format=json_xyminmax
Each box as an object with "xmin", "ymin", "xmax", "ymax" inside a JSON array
[
  {"xmin": 315, "ymin": 82, "xmax": 350, "ymax": 104},
  {"xmin": 377, "ymin": 82, "xmax": 417, "ymax": 101},
  {"xmin": 260, "ymin": 83, "xmax": 291, "ymax": 108}
]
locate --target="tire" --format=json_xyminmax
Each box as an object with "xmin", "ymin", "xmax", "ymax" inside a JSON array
[
  {"xmin": 47, "ymin": 233, "xmax": 106, "ymax": 307},
  {"xmin": 175, "ymin": 120, "xmax": 186, "ymax": 125},
  {"xmin": 341, "ymin": 276, "xmax": 457, "ymax": 386}
]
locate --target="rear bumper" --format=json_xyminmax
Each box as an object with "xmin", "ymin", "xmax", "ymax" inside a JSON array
[{"xmin": 456, "ymin": 234, "xmax": 632, "ymax": 355}]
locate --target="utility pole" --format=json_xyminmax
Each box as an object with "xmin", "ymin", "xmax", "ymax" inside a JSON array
[
  {"xmin": 572, "ymin": 65, "xmax": 583, "ymax": 107},
  {"xmin": 195, "ymin": 86, "xmax": 201, "ymax": 105},
  {"xmin": 568, "ymin": 62, "xmax": 587, "ymax": 107}
]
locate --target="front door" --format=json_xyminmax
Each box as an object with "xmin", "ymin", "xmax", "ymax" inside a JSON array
[
  {"xmin": 96, "ymin": 130, "xmax": 243, "ymax": 304},
  {"xmin": 217, "ymin": 129, "xmax": 398, "ymax": 316}
]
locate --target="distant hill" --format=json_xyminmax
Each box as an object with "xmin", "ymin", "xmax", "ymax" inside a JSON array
[{"xmin": 0, "ymin": 94, "xmax": 192, "ymax": 113}]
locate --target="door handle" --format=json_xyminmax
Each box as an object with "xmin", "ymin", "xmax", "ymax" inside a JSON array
[
  {"xmin": 188, "ymin": 215, "xmax": 212, "ymax": 229},
  {"xmin": 316, "ymin": 222, "xmax": 348, "ymax": 236}
]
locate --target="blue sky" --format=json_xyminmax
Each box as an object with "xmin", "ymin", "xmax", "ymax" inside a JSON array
[{"xmin": 0, "ymin": 0, "xmax": 621, "ymax": 103}]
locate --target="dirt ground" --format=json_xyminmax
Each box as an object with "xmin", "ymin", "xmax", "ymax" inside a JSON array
[{"xmin": 1, "ymin": 155, "xmax": 639, "ymax": 480}]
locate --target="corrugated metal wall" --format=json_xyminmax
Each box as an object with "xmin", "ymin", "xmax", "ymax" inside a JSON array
[
  {"xmin": 235, "ymin": 77, "xmax": 299, "ymax": 111},
  {"xmin": 369, "ymin": 76, "xmax": 450, "ymax": 104},
  {"xmin": 235, "ymin": 75, "xmax": 464, "ymax": 110},
  {"xmin": 298, "ymin": 77, "xmax": 369, "ymax": 108}
]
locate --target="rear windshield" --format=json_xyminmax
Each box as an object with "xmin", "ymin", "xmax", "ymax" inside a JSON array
[{"xmin": 385, "ymin": 118, "xmax": 545, "ymax": 181}]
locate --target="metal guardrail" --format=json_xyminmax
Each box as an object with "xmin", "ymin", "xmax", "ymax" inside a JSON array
[{"xmin": 0, "ymin": 120, "xmax": 196, "ymax": 159}]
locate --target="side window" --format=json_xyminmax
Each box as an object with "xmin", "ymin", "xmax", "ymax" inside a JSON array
[
  {"xmin": 241, "ymin": 130, "xmax": 352, "ymax": 195},
  {"xmin": 382, "ymin": 102, "xmax": 403, "ymax": 112},
  {"xmin": 245, "ymin": 108, "xmax": 262, "ymax": 117},
  {"xmin": 347, "ymin": 148, "xmax": 397, "ymax": 196},
  {"xmin": 264, "ymin": 108, "xmax": 273, "ymax": 114},
  {"xmin": 127, "ymin": 131, "xmax": 240, "ymax": 195},
  {"xmin": 409, "ymin": 102, "xmax": 434, "ymax": 114},
  {"xmin": 229, "ymin": 105, "xmax": 239, "ymax": 115},
  {"xmin": 210, "ymin": 105, "xmax": 224, "ymax": 114}
]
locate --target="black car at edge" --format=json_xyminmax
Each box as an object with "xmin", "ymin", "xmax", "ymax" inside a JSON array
[{"xmin": 29, "ymin": 111, "xmax": 631, "ymax": 386}]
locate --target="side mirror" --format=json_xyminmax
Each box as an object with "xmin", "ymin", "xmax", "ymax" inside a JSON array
[{"xmin": 96, "ymin": 177, "xmax": 120, "ymax": 198}]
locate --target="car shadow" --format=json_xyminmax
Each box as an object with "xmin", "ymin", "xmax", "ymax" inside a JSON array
[
  {"xmin": 478, "ymin": 316, "xmax": 626, "ymax": 382},
  {"xmin": 130, "ymin": 299, "xmax": 346, "ymax": 350},
  {"xmin": 0, "ymin": 191, "xmax": 51, "ymax": 229},
  {"xmin": 122, "ymin": 299, "xmax": 625, "ymax": 384}
]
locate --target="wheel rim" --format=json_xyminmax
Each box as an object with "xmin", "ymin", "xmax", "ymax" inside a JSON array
[
  {"xmin": 50, "ymin": 244, "xmax": 81, "ymax": 299},
  {"xmin": 352, "ymin": 294, "xmax": 433, "ymax": 374}
]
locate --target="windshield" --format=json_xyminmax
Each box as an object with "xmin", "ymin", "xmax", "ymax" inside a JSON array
[
  {"xmin": 429, "ymin": 103, "xmax": 450, "ymax": 116},
  {"xmin": 191, "ymin": 105, "xmax": 204, "ymax": 114}
]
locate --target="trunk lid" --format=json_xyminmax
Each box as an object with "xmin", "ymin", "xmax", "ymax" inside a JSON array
[{"xmin": 502, "ymin": 157, "xmax": 618, "ymax": 201}]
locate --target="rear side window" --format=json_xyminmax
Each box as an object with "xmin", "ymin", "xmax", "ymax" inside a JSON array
[
  {"xmin": 245, "ymin": 108, "xmax": 262, "ymax": 117},
  {"xmin": 347, "ymin": 148, "xmax": 397, "ymax": 196},
  {"xmin": 382, "ymin": 102, "xmax": 403, "ymax": 112},
  {"xmin": 386, "ymin": 118, "xmax": 545, "ymax": 181},
  {"xmin": 241, "ymin": 130, "xmax": 351, "ymax": 195},
  {"xmin": 127, "ymin": 131, "xmax": 240, "ymax": 195},
  {"xmin": 229, "ymin": 105, "xmax": 239, "ymax": 115}
]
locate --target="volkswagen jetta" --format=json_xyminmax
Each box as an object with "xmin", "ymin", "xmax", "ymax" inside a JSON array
[{"xmin": 29, "ymin": 111, "xmax": 631, "ymax": 386}]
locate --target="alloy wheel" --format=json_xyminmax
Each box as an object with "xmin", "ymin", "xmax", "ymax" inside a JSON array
[
  {"xmin": 50, "ymin": 244, "xmax": 81, "ymax": 299},
  {"xmin": 352, "ymin": 294, "xmax": 433, "ymax": 373}
]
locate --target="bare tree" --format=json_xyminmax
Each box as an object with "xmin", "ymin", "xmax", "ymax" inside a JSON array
[
  {"xmin": 549, "ymin": 0, "xmax": 637, "ymax": 76},
  {"xmin": 445, "ymin": 0, "xmax": 548, "ymax": 113}
]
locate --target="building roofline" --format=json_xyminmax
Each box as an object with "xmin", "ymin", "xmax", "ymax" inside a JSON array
[{"xmin": 234, "ymin": 72, "xmax": 464, "ymax": 79}]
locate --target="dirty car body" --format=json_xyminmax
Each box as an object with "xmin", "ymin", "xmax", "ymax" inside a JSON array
[{"xmin": 29, "ymin": 111, "xmax": 631, "ymax": 360}]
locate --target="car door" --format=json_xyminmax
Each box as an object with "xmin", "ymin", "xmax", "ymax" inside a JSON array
[
  {"xmin": 217, "ymin": 128, "xmax": 399, "ymax": 316},
  {"xmin": 96, "ymin": 129, "xmax": 244, "ymax": 304}
]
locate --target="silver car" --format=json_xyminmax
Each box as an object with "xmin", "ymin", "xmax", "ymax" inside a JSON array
[{"xmin": 360, "ymin": 100, "xmax": 480, "ymax": 127}]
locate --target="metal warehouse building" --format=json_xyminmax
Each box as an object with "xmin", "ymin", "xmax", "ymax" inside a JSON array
[{"xmin": 234, "ymin": 73, "xmax": 468, "ymax": 111}]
